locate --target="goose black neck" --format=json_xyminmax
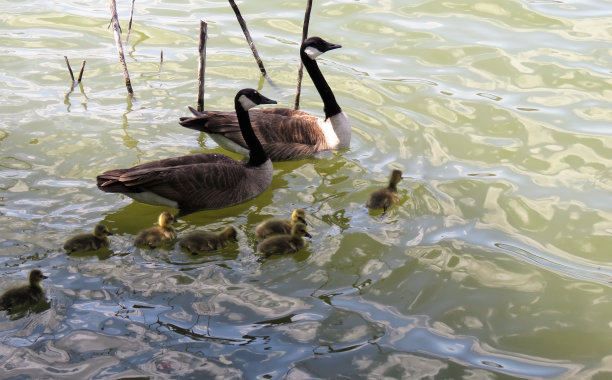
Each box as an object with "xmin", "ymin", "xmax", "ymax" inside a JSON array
[
  {"xmin": 235, "ymin": 101, "xmax": 268, "ymax": 167},
  {"xmin": 301, "ymin": 50, "xmax": 342, "ymax": 119}
]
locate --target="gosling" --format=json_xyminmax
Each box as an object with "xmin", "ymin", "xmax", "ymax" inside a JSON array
[
  {"xmin": 0, "ymin": 269, "xmax": 48, "ymax": 311},
  {"xmin": 179, "ymin": 226, "xmax": 238, "ymax": 255},
  {"xmin": 257, "ymin": 222, "xmax": 312, "ymax": 257},
  {"xmin": 135, "ymin": 211, "xmax": 176, "ymax": 248},
  {"xmin": 64, "ymin": 223, "xmax": 112, "ymax": 254},
  {"xmin": 255, "ymin": 208, "xmax": 307, "ymax": 239},
  {"xmin": 366, "ymin": 169, "xmax": 402, "ymax": 213}
]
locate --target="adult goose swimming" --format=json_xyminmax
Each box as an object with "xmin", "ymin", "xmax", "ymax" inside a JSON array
[
  {"xmin": 179, "ymin": 36, "xmax": 351, "ymax": 161},
  {"xmin": 97, "ymin": 89, "xmax": 276, "ymax": 211}
]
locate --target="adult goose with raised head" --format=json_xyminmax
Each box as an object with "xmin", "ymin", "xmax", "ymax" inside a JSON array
[
  {"xmin": 179, "ymin": 37, "xmax": 350, "ymax": 161},
  {"xmin": 97, "ymin": 89, "xmax": 276, "ymax": 211}
]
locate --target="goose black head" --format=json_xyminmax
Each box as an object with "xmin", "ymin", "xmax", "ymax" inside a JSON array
[
  {"xmin": 302, "ymin": 36, "xmax": 342, "ymax": 60},
  {"xmin": 235, "ymin": 88, "xmax": 277, "ymax": 112}
]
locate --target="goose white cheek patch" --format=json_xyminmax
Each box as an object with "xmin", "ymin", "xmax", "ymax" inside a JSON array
[
  {"xmin": 238, "ymin": 95, "xmax": 258, "ymax": 111},
  {"xmin": 304, "ymin": 46, "xmax": 323, "ymax": 59}
]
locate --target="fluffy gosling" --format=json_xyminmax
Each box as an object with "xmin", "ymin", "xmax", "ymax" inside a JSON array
[
  {"xmin": 0, "ymin": 269, "xmax": 48, "ymax": 311},
  {"xmin": 64, "ymin": 223, "xmax": 112, "ymax": 254},
  {"xmin": 179, "ymin": 226, "xmax": 238, "ymax": 255},
  {"xmin": 255, "ymin": 208, "xmax": 307, "ymax": 239},
  {"xmin": 135, "ymin": 211, "xmax": 176, "ymax": 248},
  {"xmin": 366, "ymin": 169, "xmax": 402, "ymax": 213},
  {"xmin": 257, "ymin": 222, "xmax": 311, "ymax": 257}
]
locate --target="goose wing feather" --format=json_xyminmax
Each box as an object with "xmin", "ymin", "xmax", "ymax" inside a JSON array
[
  {"xmin": 97, "ymin": 154, "xmax": 265, "ymax": 209},
  {"xmin": 180, "ymin": 109, "xmax": 326, "ymax": 147}
]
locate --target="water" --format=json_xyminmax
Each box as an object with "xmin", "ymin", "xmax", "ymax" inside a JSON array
[{"xmin": 1, "ymin": 0, "xmax": 611, "ymax": 378}]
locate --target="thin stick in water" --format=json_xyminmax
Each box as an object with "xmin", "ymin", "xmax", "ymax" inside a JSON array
[
  {"xmin": 228, "ymin": 0, "xmax": 266, "ymax": 77},
  {"xmin": 108, "ymin": 0, "xmax": 134, "ymax": 94},
  {"xmin": 197, "ymin": 20, "xmax": 207, "ymax": 112},
  {"xmin": 294, "ymin": 0, "xmax": 313, "ymax": 110},
  {"xmin": 126, "ymin": 0, "xmax": 136, "ymax": 45},
  {"xmin": 77, "ymin": 60, "xmax": 86, "ymax": 83},
  {"xmin": 159, "ymin": 50, "xmax": 163, "ymax": 73},
  {"xmin": 64, "ymin": 56, "xmax": 75, "ymax": 82}
]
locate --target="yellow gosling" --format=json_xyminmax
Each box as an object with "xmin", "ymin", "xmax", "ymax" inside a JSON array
[
  {"xmin": 179, "ymin": 226, "xmax": 238, "ymax": 255},
  {"xmin": 135, "ymin": 211, "xmax": 176, "ymax": 248},
  {"xmin": 255, "ymin": 208, "xmax": 307, "ymax": 239},
  {"xmin": 64, "ymin": 223, "xmax": 112, "ymax": 254},
  {"xmin": 257, "ymin": 222, "xmax": 311, "ymax": 257}
]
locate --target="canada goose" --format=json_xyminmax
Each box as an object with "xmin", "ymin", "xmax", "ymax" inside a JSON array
[
  {"xmin": 255, "ymin": 208, "xmax": 307, "ymax": 239},
  {"xmin": 64, "ymin": 223, "xmax": 112, "ymax": 254},
  {"xmin": 0, "ymin": 269, "xmax": 48, "ymax": 311},
  {"xmin": 366, "ymin": 169, "xmax": 402, "ymax": 213},
  {"xmin": 179, "ymin": 226, "xmax": 238, "ymax": 254},
  {"xmin": 179, "ymin": 36, "xmax": 350, "ymax": 161},
  {"xmin": 134, "ymin": 211, "xmax": 176, "ymax": 248},
  {"xmin": 257, "ymin": 222, "xmax": 312, "ymax": 257},
  {"xmin": 96, "ymin": 89, "xmax": 276, "ymax": 211}
]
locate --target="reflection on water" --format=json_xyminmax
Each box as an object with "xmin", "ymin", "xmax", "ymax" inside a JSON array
[{"xmin": 1, "ymin": 0, "xmax": 612, "ymax": 378}]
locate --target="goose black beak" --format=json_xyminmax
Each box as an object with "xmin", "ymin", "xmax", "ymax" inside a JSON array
[
  {"xmin": 298, "ymin": 217, "xmax": 308, "ymax": 226},
  {"xmin": 42, "ymin": 275, "xmax": 49, "ymax": 279},
  {"xmin": 260, "ymin": 95, "xmax": 277, "ymax": 105},
  {"xmin": 326, "ymin": 42, "xmax": 342, "ymax": 51},
  {"xmin": 305, "ymin": 232, "xmax": 313, "ymax": 238}
]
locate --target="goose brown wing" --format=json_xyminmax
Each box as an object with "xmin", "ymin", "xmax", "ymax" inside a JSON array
[
  {"xmin": 179, "ymin": 109, "xmax": 326, "ymax": 147},
  {"xmin": 101, "ymin": 159, "xmax": 261, "ymax": 209},
  {"xmin": 261, "ymin": 142, "xmax": 320, "ymax": 161},
  {"xmin": 97, "ymin": 153, "xmax": 239, "ymax": 194}
]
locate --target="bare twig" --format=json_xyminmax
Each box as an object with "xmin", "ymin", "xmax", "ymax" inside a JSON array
[
  {"xmin": 64, "ymin": 56, "xmax": 75, "ymax": 82},
  {"xmin": 108, "ymin": 0, "xmax": 133, "ymax": 94},
  {"xmin": 197, "ymin": 20, "xmax": 207, "ymax": 112},
  {"xmin": 126, "ymin": 0, "xmax": 136, "ymax": 45},
  {"xmin": 159, "ymin": 50, "xmax": 163, "ymax": 73},
  {"xmin": 227, "ymin": 0, "xmax": 279, "ymax": 91},
  {"xmin": 228, "ymin": 0, "xmax": 266, "ymax": 76},
  {"xmin": 294, "ymin": 0, "xmax": 313, "ymax": 110},
  {"xmin": 77, "ymin": 60, "xmax": 86, "ymax": 83}
]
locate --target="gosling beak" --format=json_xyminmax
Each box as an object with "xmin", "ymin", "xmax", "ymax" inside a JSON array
[
  {"xmin": 42, "ymin": 275, "xmax": 49, "ymax": 279},
  {"xmin": 298, "ymin": 217, "xmax": 308, "ymax": 226},
  {"xmin": 305, "ymin": 232, "xmax": 313, "ymax": 239}
]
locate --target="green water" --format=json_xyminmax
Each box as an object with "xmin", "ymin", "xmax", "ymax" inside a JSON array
[{"xmin": 1, "ymin": 0, "xmax": 611, "ymax": 378}]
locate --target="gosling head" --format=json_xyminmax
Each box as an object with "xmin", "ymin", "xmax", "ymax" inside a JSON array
[
  {"xmin": 292, "ymin": 222, "xmax": 312, "ymax": 239},
  {"xmin": 389, "ymin": 169, "xmax": 403, "ymax": 189},
  {"xmin": 291, "ymin": 208, "xmax": 307, "ymax": 226},
  {"xmin": 158, "ymin": 211, "xmax": 175, "ymax": 227},
  {"xmin": 221, "ymin": 226, "xmax": 238, "ymax": 242},
  {"xmin": 236, "ymin": 88, "xmax": 277, "ymax": 112},
  {"xmin": 302, "ymin": 36, "xmax": 342, "ymax": 60},
  {"xmin": 29, "ymin": 269, "xmax": 48, "ymax": 286},
  {"xmin": 93, "ymin": 224, "xmax": 112, "ymax": 238}
]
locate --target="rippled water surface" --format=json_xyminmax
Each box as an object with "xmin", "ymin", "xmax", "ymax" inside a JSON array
[{"xmin": 1, "ymin": 0, "xmax": 611, "ymax": 378}]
